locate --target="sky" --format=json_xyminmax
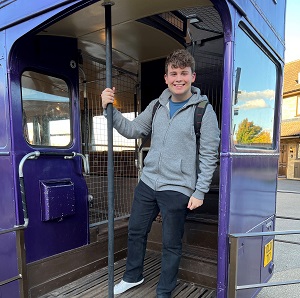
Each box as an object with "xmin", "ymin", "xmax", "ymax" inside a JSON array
[{"xmin": 285, "ymin": 1, "xmax": 300, "ymax": 62}]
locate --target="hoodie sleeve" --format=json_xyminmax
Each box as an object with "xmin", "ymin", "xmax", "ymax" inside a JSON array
[
  {"xmin": 103, "ymin": 99, "xmax": 158, "ymax": 139},
  {"xmin": 192, "ymin": 104, "xmax": 220, "ymax": 200}
]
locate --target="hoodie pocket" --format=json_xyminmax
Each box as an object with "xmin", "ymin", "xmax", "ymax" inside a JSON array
[
  {"xmin": 159, "ymin": 156, "xmax": 193, "ymax": 188},
  {"xmin": 143, "ymin": 151, "xmax": 159, "ymax": 173}
]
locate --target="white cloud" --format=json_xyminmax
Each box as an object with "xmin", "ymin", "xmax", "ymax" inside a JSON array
[
  {"xmin": 238, "ymin": 98, "xmax": 268, "ymax": 110},
  {"xmin": 238, "ymin": 89, "xmax": 275, "ymax": 101}
]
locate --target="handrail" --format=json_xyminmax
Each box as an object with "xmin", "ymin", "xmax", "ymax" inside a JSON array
[
  {"xmin": 19, "ymin": 150, "xmax": 90, "ymax": 176},
  {"xmin": 18, "ymin": 151, "xmax": 41, "ymax": 227},
  {"xmin": 17, "ymin": 150, "xmax": 89, "ymax": 229},
  {"xmin": 276, "ymin": 215, "xmax": 300, "ymax": 221},
  {"xmin": 228, "ymin": 229, "xmax": 300, "ymax": 298},
  {"xmin": 18, "ymin": 151, "xmax": 40, "ymax": 178},
  {"xmin": 0, "ymin": 219, "xmax": 29, "ymax": 236},
  {"xmin": 64, "ymin": 151, "xmax": 90, "ymax": 174},
  {"xmin": 0, "ymin": 152, "xmax": 10, "ymax": 156},
  {"xmin": 230, "ymin": 229, "xmax": 300, "ymax": 238},
  {"xmin": 0, "ymin": 274, "xmax": 22, "ymax": 287}
]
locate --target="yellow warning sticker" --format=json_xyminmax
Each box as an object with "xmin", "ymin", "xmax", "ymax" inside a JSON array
[{"xmin": 264, "ymin": 239, "xmax": 274, "ymax": 267}]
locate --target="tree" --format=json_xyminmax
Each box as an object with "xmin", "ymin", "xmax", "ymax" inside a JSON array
[
  {"xmin": 236, "ymin": 118, "xmax": 271, "ymax": 145},
  {"xmin": 252, "ymin": 131, "xmax": 271, "ymax": 144}
]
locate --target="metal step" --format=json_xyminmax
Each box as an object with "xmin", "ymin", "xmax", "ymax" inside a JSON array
[{"xmin": 41, "ymin": 251, "xmax": 216, "ymax": 298}]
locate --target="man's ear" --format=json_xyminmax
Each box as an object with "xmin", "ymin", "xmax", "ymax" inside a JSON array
[
  {"xmin": 164, "ymin": 74, "xmax": 168, "ymax": 84},
  {"xmin": 192, "ymin": 72, "xmax": 196, "ymax": 82}
]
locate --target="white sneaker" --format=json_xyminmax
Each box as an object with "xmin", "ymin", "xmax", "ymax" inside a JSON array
[{"xmin": 114, "ymin": 279, "xmax": 144, "ymax": 295}]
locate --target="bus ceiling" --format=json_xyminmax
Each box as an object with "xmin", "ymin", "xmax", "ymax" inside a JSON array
[
  {"xmin": 1, "ymin": 1, "xmax": 285, "ymax": 65},
  {"xmin": 37, "ymin": 0, "xmax": 223, "ymax": 73}
]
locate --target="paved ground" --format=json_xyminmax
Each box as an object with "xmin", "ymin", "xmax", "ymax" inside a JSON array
[
  {"xmin": 277, "ymin": 178, "xmax": 300, "ymax": 193},
  {"xmin": 256, "ymin": 179, "xmax": 300, "ymax": 298}
]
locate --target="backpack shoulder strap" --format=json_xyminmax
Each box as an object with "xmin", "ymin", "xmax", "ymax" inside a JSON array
[
  {"xmin": 152, "ymin": 100, "xmax": 162, "ymax": 119},
  {"xmin": 194, "ymin": 99, "xmax": 209, "ymax": 174},
  {"xmin": 194, "ymin": 100, "xmax": 209, "ymax": 139},
  {"xmin": 138, "ymin": 100, "xmax": 161, "ymax": 151},
  {"xmin": 194, "ymin": 99, "xmax": 209, "ymax": 154}
]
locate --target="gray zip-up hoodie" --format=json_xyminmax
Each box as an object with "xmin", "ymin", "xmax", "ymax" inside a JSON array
[{"xmin": 108, "ymin": 86, "xmax": 220, "ymax": 200}]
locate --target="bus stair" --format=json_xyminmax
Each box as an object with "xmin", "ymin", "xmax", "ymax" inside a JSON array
[{"xmin": 41, "ymin": 250, "xmax": 216, "ymax": 298}]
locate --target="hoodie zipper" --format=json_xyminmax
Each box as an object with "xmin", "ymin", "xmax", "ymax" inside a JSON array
[{"xmin": 155, "ymin": 103, "xmax": 193, "ymax": 190}]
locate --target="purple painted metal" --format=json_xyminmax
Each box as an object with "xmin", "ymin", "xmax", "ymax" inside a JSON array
[
  {"xmin": 0, "ymin": 280, "xmax": 20, "ymax": 298},
  {"xmin": 40, "ymin": 180, "xmax": 76, "ymax": 221},
  {"xmin": 216, "ymin": 54, "xmax": 233, "ymax": 298},
  {"xmin": 230, "ymin": 157, "xmax": 277, "ymax": 233},
  {"xmin": 213, "ymin": 0, "xmax": 285, "ymax": 296},
  {"xmin": 8, "ymin": 35, "xmax": 89, "ymax": 262},
  {"xmin": 228, "ymin": 0, "xmax": 285, "ymax": 61},
  {"xmin": 211, "ymin": 1, "xmax": 234, "ymax": 296},
  {"xmin": 0, "ymin": 2, "xmax": 97, "ymax": 295},
  {"xmin": 229, "ymin": 156, "xmax": 279, "ymax": 298},
  {"xmin": 0, "ymin": 25, "xmax": 20, "ymax": 298},
  {"xmin": 0, "ymin": 0, "xmax": 81, "ymax": 30},
  {"xmin": 224, "ymin": 0, "xmax": 284, "ymax": 293}
]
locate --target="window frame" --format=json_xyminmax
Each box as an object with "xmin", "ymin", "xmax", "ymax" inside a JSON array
[
  {"xmin": 297, "ymin": 143, "xmax": 300, "ymax": 160},
  {"xmin": 21, "ymin": 69, "xmax": 73, "ymax": 148},
  {"xmin": 296, "ymin": 96, "xmax": 300, "ymax": 117},
  {"xmin": 231, "ymin": 23, "xmax": 280, "ymax": 152}
]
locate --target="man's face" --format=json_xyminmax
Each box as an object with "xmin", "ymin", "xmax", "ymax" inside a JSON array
[{"xmin": 164, "ymin": 65, "xmax": 196, "ymax": 101}]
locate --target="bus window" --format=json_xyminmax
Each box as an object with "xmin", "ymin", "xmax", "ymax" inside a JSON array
[
  {"xmin": 232, "ymin": 26, "xmax": 277, "ymax": 150},
  {"xmin": 0, "ymin": 63, "xmax": 8, "ymax": 148},
  {"xmin": 21, "ymin": 71, "xmax": 71, "ymax": 146}
]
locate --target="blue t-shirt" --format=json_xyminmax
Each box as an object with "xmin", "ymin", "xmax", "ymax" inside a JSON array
[{"xmin": 169, "ymin": 97, "xmax": 190, "ymax": 118}]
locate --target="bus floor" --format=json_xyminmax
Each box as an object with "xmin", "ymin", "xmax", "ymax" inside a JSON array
[{"xmin": 40, "ymin": 250, "xmax": 217, "ymax": 298}]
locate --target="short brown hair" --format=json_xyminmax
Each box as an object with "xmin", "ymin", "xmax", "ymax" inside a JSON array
[{"xmin": 165, "ymin": 49, "xmax": 195, "ymax": 73}]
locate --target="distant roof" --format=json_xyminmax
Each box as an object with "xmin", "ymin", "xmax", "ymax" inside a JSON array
[
  {"xmin": 283, "ymin": 60, "xmax": 300, "ymax": 95},
  {"xmin": 281, "ymin": 118, "xmax": 300, "ymax": 137}
]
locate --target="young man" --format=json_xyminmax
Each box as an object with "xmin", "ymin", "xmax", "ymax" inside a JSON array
[{"xmin": 101, "ymin": 49, "xmax": 220, "ymax": 297}]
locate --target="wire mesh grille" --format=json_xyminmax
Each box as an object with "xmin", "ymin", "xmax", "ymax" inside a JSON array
[
  {"xmin": 79, "ymin": 53, "xmax": 138, "ymax": 226},
  {"xmin": 192, "ymin": 49, "xmax": 223, "ymax": 125},
  {"xmin": 180, "ymin": 6, "xmax": 223, "ymax": 34}
]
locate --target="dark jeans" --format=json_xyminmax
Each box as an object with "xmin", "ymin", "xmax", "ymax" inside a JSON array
[{"xmin": 123, "ymin": 180, "xmax": 190, "ymax": 297}]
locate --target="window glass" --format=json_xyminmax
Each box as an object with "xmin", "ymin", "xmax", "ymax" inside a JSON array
[
  {"xmin": 232, "ymin": 27, "xmax": 277, "ymax": 149},
  {"xmin": 0, "ymin": 63, "xmax": 8, "ymax": 148},
  {"xmin": 21, "ymin": 71, "xmax": 71, "ymax": 146},
  {"xmin": 297, "ymin": 143, "xmax": 300, "ymax": 159}
]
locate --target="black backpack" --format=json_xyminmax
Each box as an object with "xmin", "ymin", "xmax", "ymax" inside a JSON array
[{"xmin": 139, "ymin": 99, "xmax": 209, "ymax": 156}]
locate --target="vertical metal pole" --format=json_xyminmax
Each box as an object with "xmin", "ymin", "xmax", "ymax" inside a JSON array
[
  {"xmin": 134, "ymin": 90, "xmax": 138, "ymax": 167},
  {"xmin": 102, "ymin": 1, "xmax": 115, "ymax": 297}
]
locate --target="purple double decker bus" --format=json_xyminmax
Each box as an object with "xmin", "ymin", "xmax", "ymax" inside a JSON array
[{"xmin": 0, "ymin": 0, "xmax": 289, "ymax": 297}]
